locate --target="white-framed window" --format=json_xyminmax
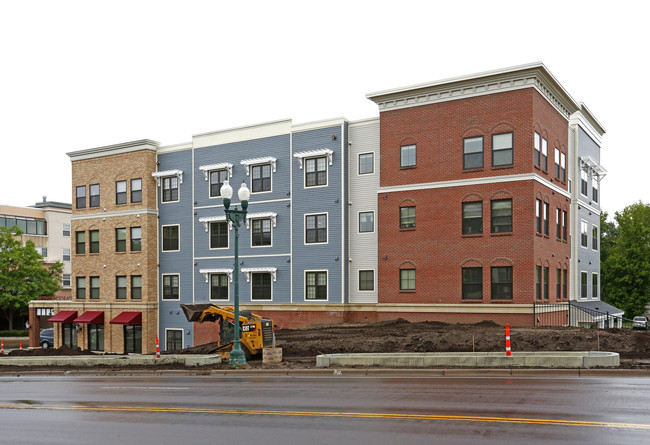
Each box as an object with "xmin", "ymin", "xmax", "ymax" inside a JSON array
[
  {"xmin": 89, "ymin": 183, "xmax": 100, "ymax": 208},
  {"xmin": 554, "ymin": 148, "xmax": 560, "ymax": 179},
  {"xmin": 62, "ymin": 273, "xmax": 71, "ymax": 287},
  {"xmin": 463, "ymin": 136, "xmax": 483, "ymax": 170},
  {"xmin": 209, "ymin": 169, "xmax": 229, "ymax": 198},
  {"xmin": 358, "ymin": 152, "xmax": 374, "ymax": 175},
  {"xmin": 581, "ymin": 170, "xmax": 588, "ymax": 196},
  {"xmin": 165, "ymin": 328, "xmax": 184, "ymax": 351},
  {"xmin": 152, "ymin": 170, "xmax": 183, "ymax": 203},
  {"xmin": 62, "ymin": 224, "xmax": 70, "ymax": 237},
  {"xmin": 305, "ymin": 156, "xmax": 328, "ymax": 187},
  {"xmin": 210, "ymin": 221, "xmax": 229, "ymax": 249},
  {"xmin": 116, "ymin": 180, "xmax": 127, "ymax": 205},
  {"xmin": 400, "ymin": 144, "xmax": 416, "ymax": 167},
  {"xmin": 560, "ymin": 152, "xmax": 566, "ymax": 182},
  {"xmin": 162, "ymin": 225, "xmax": 180, "ymax": 251},
  {"xmin": 400, "ymin": 268, "xmax": 415, "ymax": 291},
  {"xmin": 592, "ymin": 273, "xmax": 599, "ymax": 300},
  {"xmin": 251, "ymin": 218, "xmax": 272, "ymax": 247},
  {"xmin": 534, "ymin": 132, "xmax": 541, "ymax": 167},
  {"xmin": 592, "ymin": 177, "xmax": 599, "ymax": 203},
  {"xmin": 162, "ymin": 274, "xmax": 180, "ymax": 300},
  {"xmin": 305, "ymin": 213, "xmax": 327, "ymax": 244},
  {"xmin": 540, "ymin": 137, "xmax": 548, "ymax": 171},
  {"xmin": 131, "ymin": 178, "xmax": 142, "ymax": 203},
  {"xmin": 359, "ymin": 270, "xmax": 374, "ymax": 291},
  {"xmin": 210, "ymin": 273, "xmax": 230, "ymax": 301},
  {"xmin": 592, "ymin": 225, "xmax": 598, "ymax": 251},
  {"xmin": 62, "ymin": 248, "xmax": 71, "ymax": 262},
  {"xmin": 359, "ymin": 211, "xmax": 374, "ymax": 233},
  {"xmin": 580, "ymin": 220, "xmax": 588, "ymax": 248},
  {"xmin": 305, "ymin": 270, "xmax": 328, "ymax": 301},
  {"xmin": 492, "ymin": 132, "xmax": 513, "ymax": 167},
  {"xmin": 580, "ymin": 271, "xmax": 588, "ymax": 299},
  {"xmin": 251, "ymin": 272, "xmax": 272, "ymax": 301}
]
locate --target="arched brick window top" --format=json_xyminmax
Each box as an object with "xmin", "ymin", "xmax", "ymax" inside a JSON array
[
  {"xmin": 115, "ymin": 270, "xmax": 126, "ymax": 276},
  {"xmin": 489, "ymin": 190, "xmax": 512, "ymax": 201},
  {"xmin": 536, "ymin": 258, "xmax": 543, "ymax": 267},
  {"xmin": 113, "ymin": 171, "xmax": 128, "ymax": 182},
  {"xmin": 489, "ymin": 121, "xmax": 516, "ymax": 134},
  {"xmin": 490, "ymin": 257, "xmax": 513, "ymax": 267},
  {"xmin": 534, "ymin": 123, "xmax": 543, "ymax": 134},
  {"xmin": 462, "ymin": 127, "xmax": 486, "ymax": 139},
  {"xmin": 461, "ymin": 258, "xmax": 483, "ymax": 268},
  {"xmin": 88, "ymin": 270, "xmax": 100, "ymax": 277},
  {"xmin": 399, "ymin": 137, "xmax": 417, "ymax": 147},
  {"xmin": 399, "ymin": 260, "xmax": 417, "ymax": 269},
  {"xmin": 556, "ymin": 261, "xmax": 563, "ymax": 269},
  {"xmin": 543, "ymin": 259, "xmax": 550, "ymax": 267},
  {"xmin": 399, "ymin": 198, "xmax": 416, "ymax": 207},
  {"xmin": 75, "ymin": 271, "xmax": 86, "ymax": 278},
  {"xmin": 462, "ymin": 193, "xmax": 483, "ymax": 202},
  {"xmin": 535, "ymin": 191, "xmax": 544, "ymax": 200},
  {"xmin": 87, "ymin": 223, "xmax": 99, "ymax": 231}
]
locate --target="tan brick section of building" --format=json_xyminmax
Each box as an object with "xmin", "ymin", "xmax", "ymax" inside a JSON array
[{"xmin": 34, "ymin": 140, "xmax": 160, "ymax": 354}]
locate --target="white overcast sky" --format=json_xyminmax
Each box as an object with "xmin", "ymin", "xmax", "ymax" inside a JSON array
[{"xmin": 1, "ymin": 1, "xmax": 647, "ymax": 217}]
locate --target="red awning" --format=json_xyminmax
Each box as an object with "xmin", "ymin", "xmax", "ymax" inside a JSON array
[
  {"xmin": 73, "ymin": 311, "xmax": 104, "ymax": 324},
  {"xmin": 110, "ymin": 311, "xmax": 142, "ymax": 325},
  {"xmin": 48, "ymin": 311, "xmax": 78, "ymax": 323}
]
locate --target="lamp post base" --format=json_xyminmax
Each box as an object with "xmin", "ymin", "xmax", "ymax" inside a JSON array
[{"xmin": 229, "ymin": 345, "xmax": 247, "ymax": 366}]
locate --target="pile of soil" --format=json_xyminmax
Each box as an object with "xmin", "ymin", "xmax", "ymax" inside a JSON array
[{"xmin": 6, "ymin": 345, "xmax": 96, "ymax": 357}]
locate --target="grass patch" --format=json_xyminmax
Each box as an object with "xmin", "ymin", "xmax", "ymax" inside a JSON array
[{"xmin": 0, "ymin": 330, "xmax": 29, "ymax": 337}]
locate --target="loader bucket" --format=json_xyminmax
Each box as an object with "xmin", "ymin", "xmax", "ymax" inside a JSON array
[{"xmin": 180, "ymin": 303, "xmax": 215, "ymax": 323}]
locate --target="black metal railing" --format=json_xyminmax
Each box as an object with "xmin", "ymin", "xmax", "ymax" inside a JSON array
[{"xmin": 533, "ymin": 302, "xmax": 634, "ymax": 329}]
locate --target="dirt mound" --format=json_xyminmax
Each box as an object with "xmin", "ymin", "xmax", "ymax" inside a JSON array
[{"xmin": 7, "ymin": 345, "xmax": 96, "ymax": 356}]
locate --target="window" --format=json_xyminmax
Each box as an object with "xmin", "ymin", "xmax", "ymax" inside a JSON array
[
  {"xmin": 563, "ymin": 268, "xmax": 568, "ymax": 299},
  {"xmin": 209, "ymin": 170, "xmax": 228, "ymax": 197},
  {"xmin": 556, "ymin": 208, "xmax": 562, "ymax": 239},
  {"xmin": 305, "ymin": 214, "xmax": 327, "ymax": 244},
  {"xmin": 62, "ymin": 248, "xmax": 71, "ymax": 262},
  {"xmin": 543, "ymin": 202, "xmax": 549, "ymax": 236},
  {"xmin": 162, "ymin": 225, "xmax": 179, "ymax": 251},
  {"xmin": 131, "ymin": 275, "xmax": 142, "ymax": 300},
  {"xmin": 581, "ymin": 271, "xmax": 588, "ymax": 298},
  {"xmin": 541, "ymin": 137, "xmax": 548, "ymax": 171},
  {"xmin": 88, "ymin": 324, "xmax": 104, "ymax": 352},
  {"xmin": 581, "ymin": 170, "xmax": 588, "ymax": 196},
  {"xmin": 62, "ymin": 224, "xmax": 70, "ymax": 237},
  {"xmin": 89, "ymin": 230, "xmax": 99, "ymax": 253},
  {"xmin": 124, "ymin": 325, "xmax": 142, "ymax": 354},
  {"xmin": 491, "ymin": 199, "xmax": 512, "ymax": 233},
  {"xmin": 592, "ymin": 273, "xmax": 598, "ymax": 300},
  {"xmin": 166, "ymin": 329, "xmax": 183, "ymax": 352},
  {"xmin": 463, "ymin": 136, "xmax": 483, "ymax": 170},
  {"xmin": 400, "ymin": 206, "xmax": 416, "ymax": 229},
  {"xmin": 35, "ymin": 247, "xmax": 47, "ymax": 257},
  {"xmin": 562, "ymin": 210, "xmax": 568, "ymax": 241},
  {"xmin": 163, "ymin": 275, "xmax": 179, "ymax": 300},
  {"xmin": 252, "ymin": 273, "xmax": 272, "ymax": 300},
  {"xmin": 210, "ymin": 222, "xmax": 228, "ymax": 249},
  {"xmin": 115, "ymin": 228, "xmax": 127, "ymax": 252},
  {"xmin": 491, "ymin": 266, "xmax": 513, "ymax": 300},
  {"xmin": 131, "ymin": 227, "xmax": 142, "ymax": 252},
  {"xmin": 131, "ymin": 178, "xmax": 142, "ymax": 203},
  {"xmin": 116, "ymin": 276, "xmax": 127, "ymax": 299},
  {"xmin": 62, "ymin": 274, "xmax": 71, "ymax": 287},
  {"xmin": 492, "ymin": 132, "xmax": 513, "ymax": 167},
  {"xmin": 306, "ymin": 271, "xmax": 327, "ymax": 300},
  {"xmin": 252, "ymin": 219, "xmax": 272, "ymax": 246},
  {"xmin": 116, "ymin": 180, "xmax": 127, "ymax": 205},
  {"xmin": 400, "ymin": 269, "xmax": 415, "ymax": 291},
  {"xmin": 162, "ymin": 176, "xmax": 179, "ymax": 202},
  {"xmin": 400, "ymin": 144, "xmax": 416, "ymax": 168},
  {"xmin": 536, "ymin": 199, "xmax": 542, "ymax": 234},
  {"xmin": 76, "ymin": 186, "xmax": 86, "ymax": 209},
  {"xmin": 560, "ymin": 152, "xmax": 566, "ymax": 182},
  {"xmin": 592, "ymin": 177, "xmax": 598, "ymax": 202},
  {"xmin": 89, "ymin": 184, "xmax": 100, "ymax": 208},
  {"xmin": 462, "ymin": 202, "xmax": 482, "ymax": 235},
  {"xmin": 581, "ymin": 221, "xmax": 588, "ymax": 248},
  {"xmin": 359, "ymin": 270, "xmax": 374, "ymax": 291},
  {"xmin": 535, "ymin": 266, "xmax": 542, "ymax": 300},
  {"xmin": 534, "ymin": 132, "xmax": 541, "ymax": 167},
  {"xmin": 210, "ymin": 274, "xmax": 229, "ymax": 300},
  {"xmin": 359, "ymin": 211, "xmax": 374, "ymax": 233},
  {"xmin": 359, "ymin": 153, "xmax": 374, "ymax": 174},
  {"xmin": 543, "ymin": 266, "xmax": 549, "ymax": 300},
  {"xmin": 90, "ymin": 276, "xmax": 100, "ymax": 299},
  {"xmin": 554, "ymin": 148, "xmax": 561, "ymax": 179},
  {"xmin": 305, "ymin": 157, "xmax": 327, "ymax": 187},
  {"xmin": 76, "ymin": 277, "xmax": 86, "ymax": 299},
  {"xmin": 556, "ymin": 268, "xmax": 562, "ymax": 300},
  {"xmin": 252, "ymin": 164, "xmax": 271, "ymax": 192},
  {"xmin": 592, "ymin": 225, "xmax": 598, "ymax": 250},
  {"xmin": 462, "ymin": 267, "xmax": 482, "ymax": 300}
]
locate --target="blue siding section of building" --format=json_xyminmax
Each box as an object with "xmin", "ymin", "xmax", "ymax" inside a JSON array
[{"xmin": 291, "ymin": 125, "xmax": 345, "ymax": 303}]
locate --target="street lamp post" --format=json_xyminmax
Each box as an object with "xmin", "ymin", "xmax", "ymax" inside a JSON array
[{"xmin": 221, "ymin": 179, "xmax": 250, "ymax": 366}]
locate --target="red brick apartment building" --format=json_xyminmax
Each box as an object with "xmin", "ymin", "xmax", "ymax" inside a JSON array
[{"xmin": 367, "ymin": 63, "xmax": 576, "ymax": 325}]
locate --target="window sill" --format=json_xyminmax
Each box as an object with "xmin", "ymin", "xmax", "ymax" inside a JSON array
[
  {"xmin": 400, "ymin": 227, "xmax": 416, "ymax": 232},
  {"xmin": 461, "ymin": 300, "xmax": 484, "ymax": 303},
  {"xmin": 462, "ymin": 234, "xmax": 483, "ymax": 238},
  {"xmin": 462, "ymin": 167, "xmax": 484, "ymax": 173},
  {"xmin": 536, "ymin": 232, "xmax": 543, "ymax": 237},
  {"xmin": 491, "ymin": 164, "xmax": 514, "ymax": 170},
  {"xmin": 400, "ymin": 165, "xmax": 417, "ymax": 170},
  {"xmin": 490, "ymin": 299, "xmax": 514, "ymax": 302},
  {"xmin": 490, "ymin": 232, "xmax": 512, "ymax": 237},
  {"xmin": 399, "ymin": 290, "xmax": 416, "ymax": 293}
]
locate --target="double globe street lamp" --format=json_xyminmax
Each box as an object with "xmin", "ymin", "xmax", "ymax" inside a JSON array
[{"xmin": 220, "ymin": 179, "xmax": 250, "ymax": 365}]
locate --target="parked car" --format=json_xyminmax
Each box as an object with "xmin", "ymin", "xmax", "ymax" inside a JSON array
[
  {"xmin": 39, "ymin": 328, "xmax": 54, "ymax": 349},
  {"xmin": 632, "ymin": 316, "xmax": 649, "ymax": 330}
]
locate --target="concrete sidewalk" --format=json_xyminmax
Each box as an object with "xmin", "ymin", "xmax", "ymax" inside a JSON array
[{"xmin": 0, "ymin": 354, "xmax": 221, "ymax": 368}]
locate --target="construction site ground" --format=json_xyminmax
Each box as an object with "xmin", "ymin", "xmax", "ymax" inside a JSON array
[{"xmin": 3, "ymin": 319, "xmax": 650, "ymax": 371}]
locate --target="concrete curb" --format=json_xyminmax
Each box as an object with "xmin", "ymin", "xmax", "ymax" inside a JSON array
[{"xmin": 0, "ymin": 354, "xmax": 221, "ymax": 367}]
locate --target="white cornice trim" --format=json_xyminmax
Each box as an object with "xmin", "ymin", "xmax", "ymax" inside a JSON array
[
  {"xmin": 570, "ymin": 111, "xmax": 604, "ymax": 146},
  {"xmin": 193, "ymin": 119, "xmax": 292, "ymax": 149},
  {"xmin": 349, "ymin": 117, "xmax": 380, "ymax": 127},
  {"xmin": 67, "ymin": 139, "xmax": 159, "ymax": 161},
  {"xmin": 576, "ymin": 200, "xmax": 601, "ymax": 215},
  {"xmin": 291, "ymin": 117, "xmax": 346, "ymax": 133},
  {"xmin": 367, "ymin": 63, "xmax": 580, "ymax": 120},
  {"xmin": 378, "ymin": 173, "xmax": 570, "ymax": 198},
  {"xmin": 157, "ymin": 142, "xmax": 193, "ymax": 154},
  {"xmin": 71, "ymin": 208, "xmax": 158, "ymax": 220}
]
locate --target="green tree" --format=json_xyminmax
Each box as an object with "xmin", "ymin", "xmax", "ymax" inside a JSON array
[
  {"xmin": 0, "ymin": 226, "xmax": 62, "ymax": 330},
  {"xmin": 601, "ymin": 202, "xmax": 650, "ymax": 317}
]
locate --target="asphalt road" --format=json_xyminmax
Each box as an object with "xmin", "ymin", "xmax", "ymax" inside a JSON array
[{"xmin": 1, "ymin": 374, "xmax": 649, "ymax": 444}]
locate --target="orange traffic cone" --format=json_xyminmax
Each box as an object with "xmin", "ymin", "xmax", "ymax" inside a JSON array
[
  {"xmin": 155, "ymin": 336, "xmax": 161, "ymax": 359},
  {"xmin": 19, "ymin": 342, "xmax": 23, "ymax": 351},
  {"xmin": 505, "ymin": 324, "xmax": 512, "ymax": 357},
  {"xmin": 1, "ymin": 340, "xmax": 4, "ymax": 354}
]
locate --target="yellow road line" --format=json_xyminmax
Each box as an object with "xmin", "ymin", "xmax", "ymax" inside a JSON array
[{"xmin": 1, "ymin": 404, "xmax": 648, "ymax": 430}]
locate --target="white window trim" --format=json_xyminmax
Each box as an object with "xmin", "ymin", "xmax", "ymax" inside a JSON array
[
  {"xmin": 198, "ymin": 163, "xmax": 233, "ymax": 181},
  {"xmin": 357, "ymin": 152, "xmax": 375, "ymax": 176},
  {"xmin": 198, "ymin": 215, "xmax": 232, "ymax": 232},
  {"xmin": 358, "ymin": 269, "xmax": 376, "ymax": 292},
  {"xmin": 152, "ymin": 169, "xmax": 183, "ymax": 185},
  {"xmin": 208, "ymin": 271, "xmax": 231, "ymax": 301},
  {"xmin": 304, "ymin": 212, "xmax": 328, "ymax": 245},
  {"xmin": 161, "ymin": 273, "xmax": 181, "ymax": 301},
  {"xmin": 62, "ymin": 273, "xmax": 71, "ymax": 288},
  {"xmin": 62, "ymin": 248, "xmax": 71, "ymax": 262},
  {"xmin": 358, "ymin": 210, "xmax": 375, "ymax": 234},
  {"xmin": 241, "ymin": 267, "xmax": 277, "ymax": 282},
  {"xmin": 580, "ymin": 220, "xmax": 588, "ymax": 249},
  {"xmin": 580, "ymin": 270, "xmax": 588, "ymax": 299},
  {"xmin": 301, "ymin": 155, "xmax": 330, "ymax": 189},
  {"xmin": 165, "ymin": 328, "xmax": 184, "ymax": 351},
  {"xmin": 245, "ymin": 212, "xmax": 277, "ymax": 229},
  {"xmin": 159, "ymin": 175, "xmax": 181, "ymax": 204},
  {"xmin": 162, "ymin": 224, "xmax": 181, "ymax": 252},
  {"xmin": 62, "ymin": 224, "xmax": 71, "ymax": 237},
  {"xmin": 304, "ymin": 269, "xmax": 329, "ymax": 302},
  {"xmin": 592, "ymin": 224, "xmax": 599, "ymax": 251},
  {"xmin": 293, "ymin": 149, "xmax": 333, "ymax": 169},
  {"xmin": 199, "ymin": 268, "xmax": 233, "ymax": 283},
  {"xmin": 240, "ymin": 157, "xmax": 277, "ymax": 175},
  {"xmin": 580, "ymin": 170, "xmax": 589, "ymax": 197}
]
